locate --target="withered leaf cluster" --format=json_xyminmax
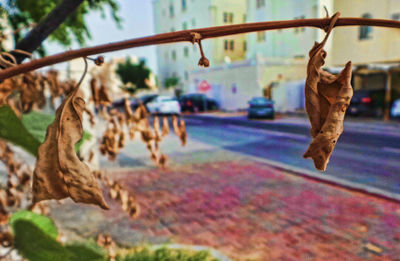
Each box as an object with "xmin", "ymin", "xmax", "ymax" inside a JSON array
[
  {"xmin": 103, "ymin": 175, "xmax": 140, "ymax": 219},
  {"xmin": 303, "ymin": 12, "xmax": 353, "ymax": 171},
  {"xmin": 100, "ymin": 97, "xmax": 186, "ymax": 168},
  {"xmin": 32, "ymin": 78, "xmax": 109, "ymax": 209},
  {"xmin": 0, "ymin": 70, "xmax": 78, "ymax": 116}
]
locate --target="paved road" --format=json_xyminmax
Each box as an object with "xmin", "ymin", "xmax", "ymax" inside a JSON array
[{"xmin": 184, "ymin": 115, "xmax": 400, "ymax": 195}]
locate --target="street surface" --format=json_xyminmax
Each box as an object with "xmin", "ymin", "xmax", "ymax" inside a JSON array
[
  {"xmin": 48, "ymin": 115, "xmax": 400, "ymax": 260},
  {"xmin": 184, "ymin": 114, "xmax": 400, "ymax": 196}
]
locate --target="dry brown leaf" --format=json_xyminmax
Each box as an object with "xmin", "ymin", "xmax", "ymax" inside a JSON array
[
  {"xmin": 303, "ymin": 61, "xmax": 353, "ymax": 170},
  {"xmin": 98, "ymin": 84, "xmax": 112, "ymax": 107},
  {"xmin": 162, "ymin": 116, "xmax": 170, "ymax": 137},
  {"xmin": 0, "ymin": 78, "xmax": 16, "ymax": 106},
  {"xmin": 32, "ymin": 81, "xmax": 108, "ymax": 209}
]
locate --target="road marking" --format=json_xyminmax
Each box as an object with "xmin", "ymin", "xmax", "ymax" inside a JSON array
[
  {"xmin": 227, "ymin": 124, "xmax": 309, "ymax": 140},
  {"xmin": 383, "ymin": 147, "xmax": 400, "ymax": 154}
]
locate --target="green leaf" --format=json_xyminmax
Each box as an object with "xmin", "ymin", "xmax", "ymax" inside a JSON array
[
  {"xmin": 12, "ymin": 220, "xmax": 73, "ymax": 261},
  {"xmin": 10, "ymin": 211, "xmax": 107, "ymax": 261},
  {"xmin": 21, "ymin": 110, "xmax": 92, "ymax": 153},
  {"xmin": 21, "ymin": 110, "xmax": 55, "ymax": 143},
  {"xmin": 65, "ymin": 242, "xmax": 107, "ymax": 261},
  {"xmin": 10, "ymin": 210, "xmax": 58, "ymax": 239},
  {"xmin": 0, "ymin": 105, "xmax": 41, "ymax": 156}
]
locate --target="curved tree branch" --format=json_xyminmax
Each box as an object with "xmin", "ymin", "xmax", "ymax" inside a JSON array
[
  {"xmin": 1, "ymin": 17, "xmax": 400, "ymax": 80},
  {"xmin": 12, "ymin": 0, "xmax": 84, "ymax": 64}
]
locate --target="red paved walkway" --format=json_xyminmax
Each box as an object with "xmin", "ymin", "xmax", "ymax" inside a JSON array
[{"xmin": 52, "ymin": 158, "xmax": 400, "ymax": 260}]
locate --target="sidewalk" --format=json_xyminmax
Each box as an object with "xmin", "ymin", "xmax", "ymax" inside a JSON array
[
  {"xmin": 49, "ymin": 145, "xmax": 400, "ymax": 260},
  {"xmin": 191, "ymin": 111, "xmax": 400, "ymax": 137}
]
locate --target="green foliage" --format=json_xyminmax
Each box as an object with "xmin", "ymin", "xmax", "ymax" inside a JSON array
[
  {"xmin": 10, "ymin": 210, "xmax": 58, "ymax": 239},
  {"xmin": 21, "ymin": 110, "xmax": 92, "ymax": 152},
  {"xmin": 164, "ymin": 76, "xmax": 180, "ymax": 88},
  {"xmin": 0, "ymin": 0, "xmax": 121, "ymax": 54},
  {"xmin": 21, "ymin": 110, "xmax": 55, "ymax": 142},
  {"xmin": 0, "ymin": 107, "xmax": 91, "ymax": 156},
  {"xmin": 0, "ymin": 105, "xmax": 41, "ymax": 156},
  {"xmin": 117, "ymin": 247, "xmax": 218, "ymax": 261},
  {"xmin": 10, "ymin": 211, "xmax": 107, "ymax": 261},
  {"xmin": 116, "ymin": 58, "xmax": 151, "ymax": 94}
]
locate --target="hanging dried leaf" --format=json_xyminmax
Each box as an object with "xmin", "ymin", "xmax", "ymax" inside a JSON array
[
  {"xmin": 172, "ymin": 115, "xmax": 187, "ymax": 146},
  {"xmin": 158, "ymin": 154, "xmax": 168, "ymax": 168},
  {"xmin": 303, "ymin": 12, "xmax": 352, "ymax": 171},
  {"xmin": 98, "ymin": 84, "xmax": 112, "ymax": 107},
  {"xmin": 303, "ymin": 61, "xmax": 353, "ymax": 171},
  {"xmin": 162, "ymin": 116, "xmax": 170, "ymax": 137},
  {"xmin": 0, "ymin": 78, "xmax": 16, "ymax": 106},
  {"xmin": 118, "ymin": 131, "xmax": 125, "ymax": 148},
  {"xmin": 32, "ymin": 64, "xmax": 109, "ymax": 209},
  {"xmin": 100, "ymin": 127, "xmax": 119, "ymax": 161},
  {"xmin": 90, "ymin": 78, "xmax": 100, "ymax": 106}
]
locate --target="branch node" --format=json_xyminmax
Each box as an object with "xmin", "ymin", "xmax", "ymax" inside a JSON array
[
  {"xmin": 190, "ymin": 32, "xmax": 202, "ymax": 44},
  {"xmin": 191, "ymin": 32, "xmax": 210, "ymax": 67},
  {"xmin": 87, "ymin": 55, "xmax": 104, "ymax": 66}
]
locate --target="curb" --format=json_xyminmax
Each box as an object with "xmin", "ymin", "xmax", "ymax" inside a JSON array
[
  {"xmin": 184, "ymin": 114, "xmax": 400, "ymax": 203},
  {"xmin": 243, "ymin": 153, "xmax": 400, "ymax": 203}
]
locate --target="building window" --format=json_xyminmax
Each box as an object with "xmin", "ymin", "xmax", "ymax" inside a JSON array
[
  {"xmin": 224, "ymin": 40, "xmax": 229, "ymax": 50},
  {"xmin": 257, "ymin": 31, "xmax": 266, "ymax": 42},
  {"xmin": 243, "ymin": 41, "xmax": 247, "ymax": 51},
  {"xmin": 256, "ymin": 0, "xmax": 265, "ymax": 8},
  {"xmin": 182, "ymin": 0, "xmax": 187, "ymax": 11},
  {"xmin": 172, "ymin": 50, "xmax": 176, "ymax": 61},
  {"xmin": 184, "ymin": 71, "xmax": 189, "ymax": 80},
  {"xmin": 191, "ymin": 18, "xmax": 196, "ymax": 27},
  {"xmin": 223, "ymin": 12, "xmax": 228, "ymax": 23},
  {"xmin": 184, "ymin": 47, "xmax": 189, "ymax": 57},
  {"xmin": 392, "ymin": 13, "xmax": 400, "ymax": 20},
  {"xmin": 169, "ymin": 4, "xmax": 174, "ymax": 17},
  {"xmin": 230, "ymin": 40, "xmax": 234, "ymax": 50},
  {"xmin": 183, "ymin": 22, "xmax": 188, "ymax": 30},
  {"xmin": 359, "ymin": 13, "xmax": 373, "ymax": 40},
  {"xmin": 228, "ymin": 13, "xmax": 233, "ymax": 23}
]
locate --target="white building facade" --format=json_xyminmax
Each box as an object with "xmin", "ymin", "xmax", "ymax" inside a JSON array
[{"xmin": 153, "ymin": 0, "xmax": 247, "ymax": 92}]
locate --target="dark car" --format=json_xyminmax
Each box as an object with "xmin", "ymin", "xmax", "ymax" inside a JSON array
[
  {"xmin": 248, "ymin": 97, "xmax": 274, "ymax": 119},
  {"xmin": 179, "ymin": 93, "xmax": 219, "ymax": 112},
  {"xmin": 347, "ymin": 90, "xmax": 384, "ymax": 117}
]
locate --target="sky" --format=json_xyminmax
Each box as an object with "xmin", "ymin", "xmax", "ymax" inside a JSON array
[{"xmin": 45, "ymin": 0, "xmax": 157, "ymax": 73}]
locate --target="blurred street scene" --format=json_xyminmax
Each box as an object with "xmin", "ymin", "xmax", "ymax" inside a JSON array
[
  {"xmin": 49, "ymin": 115, "xmax": 400, "ymax": 260},
  {"xmin": 1, "ymin": 0, "xmax": 400, "ymax": 260}
]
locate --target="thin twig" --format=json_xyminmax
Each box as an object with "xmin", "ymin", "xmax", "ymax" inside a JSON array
[{"xmin": 1, "ymin": 17, "xmax": 400, "ymax": 80}]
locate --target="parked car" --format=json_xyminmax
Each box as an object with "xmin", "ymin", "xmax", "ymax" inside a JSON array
[
  {"xmin": 179, "ymin": 93, "xmax": 219, "ymax": 112},
  {"xmin": 146, "ymin": 95, "xmax": 181, "ymax": 115},
  {"xmin": 391, "ymin": 99, "xmax": 400, "ymax": 119},
  {"xmin": 247, "ymin": 97, "xmax": 275, "ymax": 119},
  {"xmin": 347, "ymin": 89, "xmax": 385, "ymax": 117}
]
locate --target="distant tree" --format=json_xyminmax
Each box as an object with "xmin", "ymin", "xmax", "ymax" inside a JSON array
[
  {"xmin": 164, "ymin": 76, "xmax": 180, "ymax": 88},
  {"xmin": 115, "ymin": 57, "xmax": 152, "ymax": 94},
  {"xmin": 0, "ymin": 0, "xmax": 121, "ymax": 58}
]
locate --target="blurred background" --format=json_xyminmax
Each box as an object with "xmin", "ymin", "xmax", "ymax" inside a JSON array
[{"xmin": 1, "ymin": 0, "xmax": 400, "ymax": 260}]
